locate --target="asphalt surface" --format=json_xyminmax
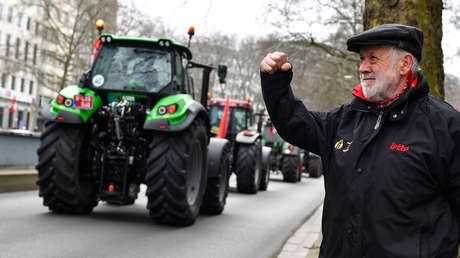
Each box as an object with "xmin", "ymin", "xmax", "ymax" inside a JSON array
[{"xmin": 0, "ymin": 173, "xmax": 324, "ymax": 258}]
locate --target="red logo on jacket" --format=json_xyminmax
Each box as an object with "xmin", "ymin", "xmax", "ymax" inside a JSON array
[{"xmin": 389, "ymin": 142, "xmax": 410, "ymax": 152}]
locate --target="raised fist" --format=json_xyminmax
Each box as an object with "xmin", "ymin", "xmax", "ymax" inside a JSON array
[{"xmin": 260, "ymin": 52, "xmax": 291, "ymax": 75}]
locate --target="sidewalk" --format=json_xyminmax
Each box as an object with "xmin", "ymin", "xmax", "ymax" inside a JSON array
[
  {"xmin": 0, "ymin": 167, "xmax": 37, "ymax": 193},
  {"xmin": 278, "ymin": 204, "xmax": 323, "ymax": 258},
  {"xmin": 0, "ymin": 167, "xmax": 37, "ymax": 175}
]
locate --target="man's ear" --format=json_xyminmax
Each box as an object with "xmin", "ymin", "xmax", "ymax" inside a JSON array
[{"xmin": 398, "ymin": 54, "xmax": 413, "ymax": 76}]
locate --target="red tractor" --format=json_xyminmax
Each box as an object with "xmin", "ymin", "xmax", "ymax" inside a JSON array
[{"xmin": 208, "ymin": 98, "xmax": 271, "ymax": 194}]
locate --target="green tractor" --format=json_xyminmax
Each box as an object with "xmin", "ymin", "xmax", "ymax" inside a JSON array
[
  {"xmin": 301, "ymin": 151, "xmax": 323, "ymax": 178},
  {"xmin": 262, "ymin": 119, "xmax": 302, "ymax": 182},
  {"xmin": 263, "ymin": 119, "xmax": 323, "ymax": 180},
  {"xmin": 35, "ymin": 25, "xmax": 232, "ymax": 226},
  {"xmin": 208, "ymin": 98, "xmax": 270, "ymax": 194}
]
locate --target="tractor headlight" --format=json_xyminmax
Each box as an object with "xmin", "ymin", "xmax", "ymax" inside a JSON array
[{"xmin": 158, "ymin": 106, "xmax": 167, "ymax": 115}]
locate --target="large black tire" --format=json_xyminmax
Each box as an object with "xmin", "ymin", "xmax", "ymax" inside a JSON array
[
  {"xmin": 308, "ymin": 155, "xmax": 323, "ymax": 178},
  {"xmin": 200, "ymin": 144, "xmax": 231, "ymax": 215},
  {"xmin": 234, "ymin": 141, "xmax": 262, "ymax": 194},
  {"xmin": 259, "ymin": 150, "xmax": 271, "ymax": 191},
  {"xmin": 281, "ymin": 155, "xmax": 300, "ymax": 183},
  {"xmin": 36, "ymin": 122, "xmax": 97, "ymax": 214},
  {"xmin": 296, "ymin": 167, "xmax": 302, "ymax": 182},
  {"xmin": 145, "ymin": 118, "xmax": 208, "ymax": 226}
]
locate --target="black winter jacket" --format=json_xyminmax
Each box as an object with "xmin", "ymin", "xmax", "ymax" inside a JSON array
[{"xmin": 261, "ymin": 70, "xmax": 460, "ymax": 258}]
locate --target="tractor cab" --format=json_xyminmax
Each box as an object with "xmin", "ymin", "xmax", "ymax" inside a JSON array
[
  {"xmin": 88, "ymin": 35, "xmax": 192, "ymax": 96},
  {"xmin": 208, "ymin": 98, "xmax": 254, "ymax": 138}
]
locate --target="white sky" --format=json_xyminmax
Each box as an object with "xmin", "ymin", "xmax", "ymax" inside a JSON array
[
  {"xmin": 130, "ymin": 0, "xmax": 460, "ymax": 75},
  {"xmin": 131, "ymin": 0, "xmax": 272, "ymax": 40}
]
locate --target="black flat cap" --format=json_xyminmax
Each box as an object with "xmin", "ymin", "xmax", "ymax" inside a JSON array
[{"xmin": 347, "ymin": 24, "xmax": 424, "ymax": 61}]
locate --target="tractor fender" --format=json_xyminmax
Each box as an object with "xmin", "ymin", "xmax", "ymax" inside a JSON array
[
  {"xmin": 41, "ymin": 85, "xmax": 102, "ymax": 124},
  {"xmin": 261, "ymin": 146, "xmax": 272, "ymax": 168},
  {"xmin": 40, "ymin": 107, "xmax": 84, "ymax": 124},
  {"xmin": 281, "ymin": 144, "xmax": 301, "ymax": 156},
  {"xmin": 144, "ymin": 102, "xmax": 210, "ymax": 133},
  {"xmin": 207, "ymin": 137, "xmax": 231, "ymax": 178},
  {"xmin": 235, "ymin": 130, "xmax": 260, "ymax": 144}
]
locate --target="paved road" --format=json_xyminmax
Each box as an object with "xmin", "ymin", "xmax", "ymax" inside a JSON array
[{"xmin": 0, "ymin": 174, "xmax": 324, "ymax": 258}]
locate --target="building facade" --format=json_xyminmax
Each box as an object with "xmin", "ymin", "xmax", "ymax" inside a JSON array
[
  {"xmin": 0, "ymin": 0, "xmax": 42, "ymax": 131},
  {"xmin": 0, "ymin": 0, "xmax": 118, "ymax": 132}
]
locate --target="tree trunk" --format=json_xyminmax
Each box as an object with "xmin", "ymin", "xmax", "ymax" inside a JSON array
[{"xmin": 364, "ymin": 0, "xmax": 444, "ymax": 99}]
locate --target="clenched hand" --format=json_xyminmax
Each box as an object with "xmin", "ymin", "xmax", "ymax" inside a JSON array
[{"xmin": 260, "ymin": 52, "xmax": 291, "ymax": 75}]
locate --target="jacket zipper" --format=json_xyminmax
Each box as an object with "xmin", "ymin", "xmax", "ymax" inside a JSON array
[{"xmin": 374, "ymin": 111, "xmax": 383, "ymax": 130}]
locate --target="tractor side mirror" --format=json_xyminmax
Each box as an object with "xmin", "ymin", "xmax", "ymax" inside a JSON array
[
  {"xmin": 78, "ymin": 70, "xmax": 91, "ymax": 88},
  {"xmin": 217, "ymin": 65, "xmax": 227, "ymax": 84},
  {"xmin": 255, "ymin": 109, "xmax": 266, "ymax": 133}
]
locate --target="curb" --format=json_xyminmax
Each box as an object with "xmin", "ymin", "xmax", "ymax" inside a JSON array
[
  {"xmin": 0, "ymin": 169, "xmax": 38, "ymax": 193},
  {"xmin": 278, "ymin": 204, "xmax": 323, "ymax": 258}
]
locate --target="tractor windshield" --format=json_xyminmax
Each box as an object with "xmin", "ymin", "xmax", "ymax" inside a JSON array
[
  {"xmin": 209, "ymin": 106, "xmax": 251, "ymax": 135},
  {"xmin": 91, "ymin": 44, "xmax": 172, "ymax": 93},
  {"xmin": 232, "ymin": 108, "xmax": 249, "ymax": 133}
]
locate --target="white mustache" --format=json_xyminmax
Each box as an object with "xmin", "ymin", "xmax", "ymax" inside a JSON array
[{"xmin": 360, "ymin": 73, "xmax": 376, "ymax": 80}]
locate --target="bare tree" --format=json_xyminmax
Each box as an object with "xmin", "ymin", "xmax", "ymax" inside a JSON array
[
  {"xmin": 14, "ymin": 0, "xmax": 118, "ymax": 91},
  {"xmin": 263, "ymin": 0, "xmax": 363, "ymax": 110},
  {"xmin": 116, "ymin": 1, "xmax": 174, "ymax": 39}
]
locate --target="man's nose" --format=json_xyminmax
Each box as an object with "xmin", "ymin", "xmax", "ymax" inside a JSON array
[{"xmin": 359, "ymin": 60, "xmax": 371, "ymax": 74}]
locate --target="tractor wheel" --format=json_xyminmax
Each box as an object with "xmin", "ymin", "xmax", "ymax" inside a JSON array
[
  {"xmin": 200, "ymin": 144, "xmax": 231, "ymax": 215},
  {"xmin": 259, "ymin": 154, "xmax": 270, "ymax": 191},
  {"xmin": 36, "ymin": 122, "xmax": 97, "ymax": 214},
  {"xmin": 296, "ymin": 162, "xmax": 302, "ymax": 182},
  {"xmin": 235, "ymin": 141, "xmax": 262, "ymax": 194},
  {"xmin": 308, "ymin": 155, "xmax": 323, "ymax": 178},
  {"xmin": 281, "ymin": 155, "xmax": 300, "ymax": 183},
  {"xmin": 145, "ymin": 118, "xmax": 208, "ymax": 226}
]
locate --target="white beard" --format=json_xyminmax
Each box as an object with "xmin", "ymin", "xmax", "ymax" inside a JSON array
[{"xmin": 360, "ymin": 66, "xmax": 400, "ymax": 102}]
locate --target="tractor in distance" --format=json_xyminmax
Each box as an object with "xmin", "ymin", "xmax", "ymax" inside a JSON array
[
  {"xmin": 262, "ymin": 119, "xmax": 303, "ymax": 182},
  {"xmin": 263, "ymin": 119, "xmax": 323, "ymax": 180},
  {"xmin": 35, "ymin": 20, "xmax": 232, "ymax": 226},
  {"xmin": 208, "ymin": 97, "xmax": 271, "ymax": 194}
]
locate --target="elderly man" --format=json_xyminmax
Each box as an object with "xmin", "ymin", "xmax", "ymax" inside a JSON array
[{"xmin": 260, "ymin": 24, "xmax": 460, "ymax": 258}]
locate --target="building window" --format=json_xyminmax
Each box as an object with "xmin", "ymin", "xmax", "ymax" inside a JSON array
[
  {"xmin": 8, "ymin": 112, "xmax": 14, "ymax": 128},
  {"xmin": 16, "ymin": 12, "xmax": 22, "ymax": 27},
  {"xmin": 0, "ymin": 108, "xmax": 3, "ymax": 128},
  {"xmin": 11, "ymin": 75, "xmax": 16, "ymax": 90},
  {"xmin": 15, "ymin": 38, "xmax": 21, "ymax": 59},
  {"xmin": 1, "ymin": 74, "xmax": 6, "ymax": 88},
  {"xmin": 61, "ymin": 11, "xmax": 67, "ymax": 25},
  {"xmin": 32, "ymin": 44, "xmax": 38, "ymax": 65},
  {"xmin": 20, "ymin": 78, "xmax": 25, "ymax": 92},
  {"xmin": 29, "ymin": 81, "xmax": 34, "ymax": 95},
  {"xmin": 8, "ymin": 110, "xmax": 13, "ymax": 128},
  {"xmin": 24, "ymin": 41, "xmax": 29, "ymax": 62},
  {"xmin": 7, "ymin": 7, "xmax": 12, "ymax": 23},
  {"xmin": 35, "ymin": 21, "xmax": 40, "ymax": 35},
  {"xmin": 26, "ymin": 17, "xmax": 31, "ymax": 30},
  {"xmin": 17, "ymin": 111, "xmax": 24, "ymax": 129},
  {"xmin": 5, "ymin": 34, "xmax": 10, "ymax": 57},
  {"xmin": 69, "ymin": 15, "xmax": 75, "ymax": 27},
  {"xmin": 25, "ymin": 112, "xmax": 30, "ymax": 130},
  {"xmin": 49, "ymin": 6, "xmax": 59, "ymax": 21}
]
